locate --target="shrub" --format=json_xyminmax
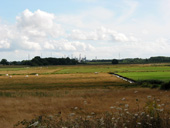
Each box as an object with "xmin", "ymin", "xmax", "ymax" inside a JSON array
[
  {"xmin": 137, "ymin": 80, "xmax": 163, "ymax": 85},
  {"xmin": 151, "ymin": 84, "xmax": 160, "ymax": 89},
  {"xmin": 160, "ymin": 81, "xmax": 170, "ymax": 90},
  {"xmin": 136, "ymin": 80, "xmax": 163, "ymax": 89},
  {"xmin": 112, "ymin": 59, "xmax": 118, "ymax": 64}
]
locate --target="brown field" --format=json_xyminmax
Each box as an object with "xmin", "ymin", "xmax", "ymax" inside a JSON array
[
  {"xmin": 0, "ymin": 73, "xmax": 126, "ymax": 90},
  {"xmin": 1, "ymin": 88, "xmax": 170, "ymax": 127},
  {"xmin": 0, "ymin": 65, "xmax": 170, "ymax": 127}
]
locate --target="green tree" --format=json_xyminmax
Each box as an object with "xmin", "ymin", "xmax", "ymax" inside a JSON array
[
  {"xmin": 112, "ymin": 59, "xmax": 118, "ymax": 64},
  {"xmin": 0, "ymin": 59, "xmax": 8, "ymax": 65}
]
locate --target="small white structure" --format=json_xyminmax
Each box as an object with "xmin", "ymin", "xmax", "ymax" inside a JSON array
[
  {"xmin": 29, "ymin": 121, "xmax": 39, "ymax": 127},
  {"xmin": 95, "ymin": 72, "xmax": 98, "ymax": 74},
  {"xmin": 6, "ymin": 74, "xmax": 8, "ymax": 76},
  {"xmin": 35, "ymin": 74, "xmax": 39, "ymax": 76},
  {"xmin": 9, "ymin": 75, "xmax": 12, "ymax": 78},
  {"xmin": 134, "ymin": 91, "xmax": 138, "ymax": 94},
  {"xmin": 122, "ymin": 98, "xmax": 126, "ymax": 101},
  {"xmin": 84, "ymin": 100, "xmax": 87, "ymax": 105},
  {"xmin": 69, "ymin": 113, "xmax": 75, "ymax": 116},
  {"xmin": 25, "ymin": 75, "xmax": 29, "ymax": 77}
]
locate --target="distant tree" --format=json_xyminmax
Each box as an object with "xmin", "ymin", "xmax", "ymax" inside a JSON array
[
  {"xmin": 11, "ymin": 61, "xmax": 17, "ymax": 65},
  {"xmin": 31, "ymin": 56, "xmax": 43, "ymax": 66},
  {"xmin": 112, "ymin": 59, "xmax": 118, "ymax": 64},
  {"xmin": 0, "ymin": 59, "xmax": 8, "ymax": 65},
  {"xmin": 21, "ymin": 60, "xmax": 31, "ymax": 65},
  {"xmin": 28, "ymin": 56, "xmax": 78, "ymax": 66}
]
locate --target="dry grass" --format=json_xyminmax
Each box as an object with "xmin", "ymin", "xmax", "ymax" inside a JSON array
[
  {"xmin": 0, "ymin": 66, "xmax": 61, "ymax": 75},
  {"xmin": 0, "ymin": 88, "xmax": 169, "ymax": 127},
  {"xmin": 0, "ymin": 73, "xmax": 126, "ymax": 90}
]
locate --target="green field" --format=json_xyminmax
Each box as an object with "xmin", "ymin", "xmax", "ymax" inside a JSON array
[
  {"xmin": 48, "ymin": 64, "xmax": 170, "ymax": 82},
  {"xmin": 1, "ymin": 64, "xmax": 170, "ymax": 82},
  {"xmin": 118, "ymin": 72, "xmax": 170, "ymax": 81},
  {"xmin": 115, "ymin": 64, "xmax": 170, "ymax": 81}
]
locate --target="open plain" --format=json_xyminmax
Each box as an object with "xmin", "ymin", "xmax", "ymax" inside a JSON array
[{"xmin": 0, "ymin": 64, "xmax": 170, "ymax": 127}]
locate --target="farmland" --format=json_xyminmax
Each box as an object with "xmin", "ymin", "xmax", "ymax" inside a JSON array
[{"xmin": 0, "ymin": 64, "xmax": 170, "ymax": 127}]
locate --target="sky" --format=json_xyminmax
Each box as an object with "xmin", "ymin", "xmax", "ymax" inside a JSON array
[{"xmin": 0, "ymin": 0, "xmax": 170, "ymax": 61}]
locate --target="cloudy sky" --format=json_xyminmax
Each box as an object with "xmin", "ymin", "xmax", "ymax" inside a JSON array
[{"xmin": 0, "ymin": 0, "xmax": 170, "ymax": 61}]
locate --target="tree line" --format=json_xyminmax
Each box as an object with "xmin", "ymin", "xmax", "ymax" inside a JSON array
[
  {"xmin": 1, "ymin": 56, "xmax": 170, "ymax": 66},
  {"xmin": 119, "ymin": 56, "xmax": 170, "ymax": 64},
  {"xmin": 92, "ymin": 56, "xmax": 170, "ymax": 64},
  {"xmin": 0, "ymin": 56, "xmax": 78, "ymax": 66}
]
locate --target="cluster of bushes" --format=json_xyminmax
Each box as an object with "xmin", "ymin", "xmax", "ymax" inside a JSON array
[
  {"xmin": 136, "ymin": 80, "xmax": 170, "ymax": 90},
  {"xmin": 160, "ymin": 81, "xmax": 170, "ymax": 90}
]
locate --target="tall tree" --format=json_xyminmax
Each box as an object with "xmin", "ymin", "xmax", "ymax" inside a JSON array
[{"xmin": 0, "ymin": 59, "xmax": 8, "ymax": 65}]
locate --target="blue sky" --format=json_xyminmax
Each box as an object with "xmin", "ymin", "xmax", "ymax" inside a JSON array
[{"xmin": 0, "ymin": 0, "xmax": 170, "ymax": 61}]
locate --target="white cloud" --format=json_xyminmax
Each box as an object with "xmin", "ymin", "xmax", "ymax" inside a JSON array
[
  {"xmin": 16, "ymin": 9, "xmax": 65, "ymax": 38},
  {"xmin": 69, "ymin": 29, "xmax": 87, "ymax": 40},
  {"xmin": 142, "ymin": 29, "xmax": 149, "ymax": 35},
  {"xmin": 91, "ymin": 38, "xmax": 170, "ymax": 59},
  {"xmin": 68, "ymin": 26, "xmax": 138, "ymax": 42},
  {"xmin": 45, "ymin": 39, "xmax": 95, "ymax": 52},
  {"xmin": 0, "ymin": 6, "xmax": 170, "ymax": 61},
  {"xmin": 44, "ymin": 42, "xmax": 55, "ymax": 50},
  {"xmin": 0, "ymin": 9, "xmax": 97, "ymax": 58},
  {"xmin": 112, "ymin": 33, "xmax": 129, "ymax": 42},
  {"xmin": 0, "ymin": 40, "xmax": 10, "ymax": 49},
  {"xmin": 71, "ymin": 41, "xmax": 95, "ymax": 51},
  {"xmin": 0, "ymin": 23, "xmax": 15, "ymax": 50},
  {"xmin": 0, "ymin": 25, "xmax": 13, "ymax": 39},
  {"xmin": 20, "ymin": 36, "xmax": 42, "ymax": 50}
]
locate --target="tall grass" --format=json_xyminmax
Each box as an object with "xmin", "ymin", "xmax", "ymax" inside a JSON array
[{"xmin": 14, "ymin": 97, "xmax": 170, "ymax": 128}]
